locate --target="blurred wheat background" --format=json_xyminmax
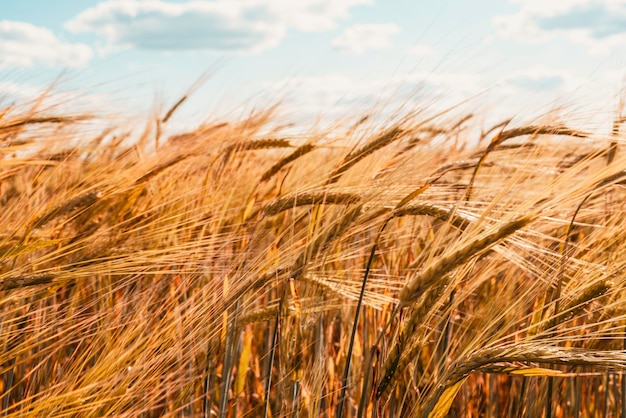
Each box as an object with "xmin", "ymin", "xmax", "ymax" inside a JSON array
[{"xmin": 1, "ymin": 89, "xmax": 626, "ymax": 418}]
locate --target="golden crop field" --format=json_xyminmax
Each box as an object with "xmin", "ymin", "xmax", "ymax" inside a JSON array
[{"xmin": 1, "ymin": 91, "xmax": 626, "ymax": 417}]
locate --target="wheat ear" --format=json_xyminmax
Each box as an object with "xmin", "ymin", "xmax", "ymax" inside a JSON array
[
  {"xmin": 263, "ymin": 192, "xmax": 360, "ymax": 216},
  {"xmin": 398, "ymin": 215, "xmax": 532, "ymax": 306}
]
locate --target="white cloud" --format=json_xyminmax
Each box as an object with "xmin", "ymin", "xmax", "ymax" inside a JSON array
[
  {"xmin": 331, "ymin": 23, "xmax": 400, "ymax": 54},
  {"xmin": 295, "ymin": 71, "xmax": 617, "ymax": 132},
  {"xmin": 494, "ymin": 0, "xmax": 626, "ymax": 53},
  {"xmin": 406, "ymin": 44, "xmax": 435, "ymax": 57},
  {"xmin": 0, "ymin": 21, "xmax": 93, "ymax": 68},
  {"xmin": 499, "ymin": 68, "xmax": 578, "ymax": 92},
  {"xmin": 0, "ymin": 81, "xmax": 124, "ymax": 113},
  {"xmin": 65, "ymin": 0, "xmax": 371, "ymax": 54},
  {"xmin": 262, "ymin": 71, "xmax": 481, "ymax": 125},
  {"xmin": 260, "ymin": 67, "xmax": 623, "ymax": 132},
  {"xmin": 0, "ymin": 81, "xmax": 45, "ymax": 101}
]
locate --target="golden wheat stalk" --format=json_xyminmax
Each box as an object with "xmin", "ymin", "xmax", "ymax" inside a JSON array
[
  {"xmin": 537, "ymin": 280, "xmax": 613, "ymax": 335},
  {"xmin": 263, "ymin": 192, "xmax": 360, "ymax": 216},
  {"xmin": 398, "ymin": 215, "xmax": 533, "ymax": 306},
  {"xmin": 421, "ymin": 344, "xmax": 626, "ymax": 417},
  {"xmin": 260, "ymin": 143, "xmax": 316, "ymax": 182},
  {"xmin": 376, "ymin": 284, "xmax": 446, "ymax": 400},
  {"xmin": 0, "ymin": 272, "xmax": 56, "ymax": 291},
  {"xmin": 0, "ymin": 115, "xmax": 90, "ymax": 134},
  {"xmin": 326, "ymin": 127, "xmax": 404, "ymax": 184},
  {"xmin": 32, "ymin": 189, "xmax": 103, "ymax": 229}
]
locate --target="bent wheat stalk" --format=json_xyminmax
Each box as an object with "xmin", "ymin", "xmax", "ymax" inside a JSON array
[
  {"xmin": 374, "ymin": 215, "xmax": 532, "ymax": 402},
  {"xmin": 399, "ymin": 215, "xmax": 533, "ymax": 306},
  {"xmin": 32, "ymin": 189, "xmax": 103, "ymax": 229},
  {"xmin": 260, "ymin": 143, "xmax": 316, "ymax": 183},
  {"xmin": 263, "ymin": 192, "xmax": 360, "ymax": 216},
  {"xmin": 422, "ymin": 344, "xmax": 626, "ymax": 417},
  {"xmin": 326, "ymin": 127, "xmax": 404, "ymax": 184},
  {"xmin": 0, "ymin": 273, "xmax": 57, "ymax": 291},
  {"xmin": 467, "ymin": 125, "xmax": 590, "ymax": 200}
]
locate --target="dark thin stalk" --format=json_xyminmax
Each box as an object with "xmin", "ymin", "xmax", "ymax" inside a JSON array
[
  {"xmin": 291, "ymin": 382, "xmax": 301, "ymax": 418},
  {"xmin": 313, "ymin": 305, "xmax": 325, "ymax": 417},
  {"xmin": 507, "ymin": 378, "xmax": 516, "ymax": 418},
  {"xmin": 1, "ymin": 362, "xmax": 14, "ymax": 415},
  {"xmin": 203, "ymin": 352, "xmax": 215, "ymax": 418},
  {"xmin": 264, "ymin": 286, "xmax": 285, "ymax": 418},
  {"xmin": 439, "ymin": 289, "xmax": 455, "ymax": 377},
  {"xmin": 516, "ymin": 377, "xmax": 527, "ymax": 418},
  {"xmin": 604, "ymin": 372, "xmax": 610, "ymax": 418},
  {"xmin": 545, "ymin": 379, "xmax": 553, "ymax": 418},
  {"xmin": 336, "ymin": 240, "xmax": 379, "ymax": 418},
  {"xmin": 352, "ymin": 210, "xmax": 407, "ymax": 418},
  {"xmin": 218, "ymin": 302, "xmax": 239, "ymax": 418},
  {"xmin": 623, "ymin": 340, "xmax": 626, "ymax": 418},
  {"xmin": 357, "ymin": 304, "xmax": 400, "ymax": 418},
  {"xmin": 574, "ymin": 376, "xmax": 581, "ymax": 418}
]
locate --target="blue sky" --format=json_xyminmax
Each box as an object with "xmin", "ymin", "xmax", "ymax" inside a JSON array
[{"xmin": 1, "ymin": 0, "xmax": 626, "ymax": 130}]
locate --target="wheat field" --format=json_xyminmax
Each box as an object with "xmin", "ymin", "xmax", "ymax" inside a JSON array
[{"xmin": 0, "ymin": 90, "xmax": 626, "ymax": 417}]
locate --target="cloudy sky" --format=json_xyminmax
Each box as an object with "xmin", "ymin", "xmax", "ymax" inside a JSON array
[{"xmin": 1, "ymin": 0, "xmax": 626, "ymax": 129}]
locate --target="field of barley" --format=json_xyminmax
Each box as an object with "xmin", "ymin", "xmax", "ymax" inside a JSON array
[{"xmin": 1, "ymin": 90, "xmax": 626, "ymax": 417}]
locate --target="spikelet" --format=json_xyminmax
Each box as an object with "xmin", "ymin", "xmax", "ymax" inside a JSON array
[{"xmin": 398, "ymin": 215, "xmax": 533, "ymax": 306}]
